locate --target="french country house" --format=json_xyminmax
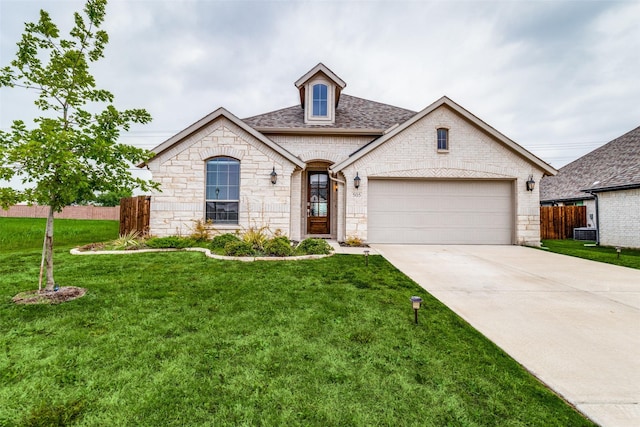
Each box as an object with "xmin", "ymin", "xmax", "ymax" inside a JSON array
[{"xmin": 142, "ymin": 63, "xmax": 556, "ymax": 245}]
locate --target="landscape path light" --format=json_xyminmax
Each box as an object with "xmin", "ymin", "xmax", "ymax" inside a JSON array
[
  {"xmin": 616, "ymin": 247, "xmax": 621, "ymax": 258},
  {"xmin": 410, "ymin": 296, "xmax": 423, "ymax": 324},
  {"xmin": 364, "ymin": 249, "xmax": 370, "ymax": 266}
]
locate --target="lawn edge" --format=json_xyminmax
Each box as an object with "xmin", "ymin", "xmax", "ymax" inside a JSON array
[{"xmin": 70, "ymin": 246, "xmax": 333, "ymax": 262}]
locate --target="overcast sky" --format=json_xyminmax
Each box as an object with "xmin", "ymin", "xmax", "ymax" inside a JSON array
[{"xmin": 1, "ymin": 0, "xmax": 639, "ymax": 173}]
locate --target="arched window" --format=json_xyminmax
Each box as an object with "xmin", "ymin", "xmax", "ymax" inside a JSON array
[
  {"xmin": 312, "ymin": 84, "xmax": 328, "ymax": 117},
  {"xmin": 205, "ymin": 157, "xmax": 240, "ymax": 224},
  {"xmin": 437, "ymin": 128, "xmax": 449, "ymax": 151}
]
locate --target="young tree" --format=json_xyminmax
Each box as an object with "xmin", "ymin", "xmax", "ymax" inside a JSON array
[{"xmin": 0, "ymin": 0, "xmax": 158, "ymax": 292}]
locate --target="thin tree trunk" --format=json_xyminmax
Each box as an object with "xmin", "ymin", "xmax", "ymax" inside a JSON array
[
  {"xmin": 38, "ymin": 225, "xmax": 47, "ymax": 293},
  {"xmin": 43, "ymin": 206, "xmax": 55, "ymax": 292}
]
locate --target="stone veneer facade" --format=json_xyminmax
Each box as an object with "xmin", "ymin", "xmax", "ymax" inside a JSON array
[
  {"xmin": 147, "ymin": 104, "xmax": 546, "ymax": 246},
  {"xmin": 147, "ymin": 117, "xmax": 297, "ymax": 238}
]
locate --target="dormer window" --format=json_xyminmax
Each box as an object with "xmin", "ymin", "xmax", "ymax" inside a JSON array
[
  {"xmin": 312, "ymin": 84, "xmax": 328, "ymax": 117},
  {"xmin": 295, "ymin": 63, "xmax": 346, "ymax": 125}
]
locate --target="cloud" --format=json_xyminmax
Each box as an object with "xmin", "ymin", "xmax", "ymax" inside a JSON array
[{"xmin": 1, "ymin": 0, "xmax": 638, "ymax": 169}]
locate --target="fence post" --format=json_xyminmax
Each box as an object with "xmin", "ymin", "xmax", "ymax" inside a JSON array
[{"xmin": 119, "ymin": 196, "xmax": 151, "ymax": 236}]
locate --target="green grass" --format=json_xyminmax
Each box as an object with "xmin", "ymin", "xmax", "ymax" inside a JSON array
[
  {"xmin": 542, "ymin": 239, "xmax": 640, "ymax": 270},
  {"xmin": 0, "ymin": 217, "xmax": 119, "ymax": 252},
  {"xmin": 0, "ymin": 219, "xmax": 594, "ymax": 426}
]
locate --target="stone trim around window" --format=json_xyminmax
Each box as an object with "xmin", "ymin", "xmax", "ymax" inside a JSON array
[{"xmin": 436, "ymin": 127, "xmax": 449, "ymax": 152}]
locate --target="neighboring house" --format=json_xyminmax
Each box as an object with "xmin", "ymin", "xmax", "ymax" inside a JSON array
[
  {"xmin": 142, "ymin": 63, "xmax": 556, "ymax": 245},
  {"xmin": 540, "ymin": 126, "xmax": 640, "ymax": 248}
]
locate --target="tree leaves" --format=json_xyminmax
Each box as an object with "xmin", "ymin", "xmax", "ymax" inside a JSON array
[
  {"xmin": 0, "ymin": 0, "xmax": 157, "ymax": 212},
  {"xmin": 0, "ymin": 0, "xmax": 159, "ymax": 289}
]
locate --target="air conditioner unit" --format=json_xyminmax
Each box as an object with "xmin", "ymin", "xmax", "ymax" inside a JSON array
[{"xmin": 573, "ymin": 227, "xmax": 597, "ymax": 241}]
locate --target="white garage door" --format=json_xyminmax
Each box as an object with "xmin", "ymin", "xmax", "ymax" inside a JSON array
[{"xmin": 368, "ymin": 180, "xmax": 514, "ymax": 244}]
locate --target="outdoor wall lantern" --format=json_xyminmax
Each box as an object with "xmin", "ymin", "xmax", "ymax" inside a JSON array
[
  {"xmin": 354, "ymin": 172, "xmax": 361, "ymax": 189},
  {"xmin": 410, "ymin": 296, "xmax": 423, "ymax": 324},
  {"xmin": 270, "ymin": 167, "xmax": 277, "ymax": 185},
  {"xmin": 526, "ymin": 175, "xmax": 536, "ymax": 192}
]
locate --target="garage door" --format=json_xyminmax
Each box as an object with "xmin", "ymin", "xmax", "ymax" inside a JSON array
[{"xmin": 368, "ymin": 180, "xmax": 513, "ymax": 244}]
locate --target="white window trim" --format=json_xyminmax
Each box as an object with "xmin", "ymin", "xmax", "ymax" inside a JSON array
[
  {"xmin": 304, "ymin": 77, "xmax": 335, "ymax": 125},
  {"xmin": 436, "ymin": 127, "xmax": 450, "ymax": 153}
]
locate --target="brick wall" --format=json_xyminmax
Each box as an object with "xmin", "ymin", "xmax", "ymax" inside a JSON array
[
  {"xmin": 0, "ymin": 205, "xmax": 119, "ymax": 220},
  {"xmin": 340, "ymin": 105, "xmax": 545, "ymax": 245},
  {"xmin": 598, "ymin": 188, "xmax": 640, "ymax": 248}
]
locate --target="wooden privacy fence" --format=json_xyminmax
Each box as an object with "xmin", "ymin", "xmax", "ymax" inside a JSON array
[
  {"xmin": 540, "ymin": 206, "xmax": 587, "ymax": 240},
  {"xmin": 119, "ymin": 196, "xmax": 151, "ymax": 236}
]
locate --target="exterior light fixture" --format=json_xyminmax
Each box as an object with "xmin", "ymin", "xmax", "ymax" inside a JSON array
[
  {"xmin": 616, "ymin": 247, "xmax": 621, "ymax": 258},
  {"xmin": 354, "ymin": 172, "xmax": 361, "ymax": 189},
  {"xmin": 270, "ymin": 167, "xmax": 277, "ymax": 185},
  {"xmin": 410, "ymin": 296, "xmax": 423, "ymax": 324},
  {"xmin": 526, "ymin": 175, "xmax": 535, "ymax": 191},
  {"xmin": 364, "ymin": 249, "xmax": 370, "ymax": 266}
]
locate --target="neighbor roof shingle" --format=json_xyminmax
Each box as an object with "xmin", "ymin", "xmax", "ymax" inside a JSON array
[
  {"xmin": 242, "ymin": 94, "xmax": 417, "ymax": 131},
  {"xmin": 540, "ymin": 126, "xmax": 640, "ymax": 202}
]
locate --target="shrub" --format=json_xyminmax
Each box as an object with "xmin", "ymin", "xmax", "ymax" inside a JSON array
[
  {"xmin": 110, "ymin": 231, "xmax": 143, "ymax": 250},
  {"xmin": 297, "ymin": 238, "xmax": 332, "ymax": 255},
  {"xmin": 344, "ymin": 235, "xmax": 364, "ymax": 247},
  {"xmin": 264, "ymin": 236, "xmax": 292, "ymax": 257},
  {"xmin": 189, "ymin": 219, "xmax": 213, "ymax": 242},
  {"xmin": 145, "ymin": 236, "xmax": 195, "ymax": 249},
  {"xmin": 211, "ymin": 233, "xmax": 240, "ymax": 250},
  {"xmin": 242, "ymin": 226, "xmax": 269, "ymax": 251},
  {"xmin": 224, "ymin": 240, "xmax": 256, "ymax": 257}
]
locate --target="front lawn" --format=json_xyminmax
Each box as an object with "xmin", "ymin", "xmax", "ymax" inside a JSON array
[
  {"xmin": 542, "ymin": 239, "xmax": 640, "ymax": 270},
  {"xmin": 0, "ymin": 219, "xmax": 594, "ymax": 426}
]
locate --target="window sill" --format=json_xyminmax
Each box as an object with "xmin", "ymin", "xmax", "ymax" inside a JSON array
[
  {"xmin": 437, "ymin": 149, "xmax": 450, "ymax": 154},
  {"xmin": 207, "ymin": 224, "xmax": 241, "ymax": 230}
]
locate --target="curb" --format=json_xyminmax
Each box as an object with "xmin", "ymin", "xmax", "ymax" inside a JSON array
[{"xmin": 70, "ymin": 246, "xmax": 333, "ymax": 262}]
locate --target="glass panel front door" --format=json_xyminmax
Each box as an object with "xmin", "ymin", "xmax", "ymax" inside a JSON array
[{"xmin": 307, "ymin": 172, "xmax": 330, "ymax": 234}]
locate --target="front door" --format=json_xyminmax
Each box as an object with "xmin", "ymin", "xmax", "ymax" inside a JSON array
[{"xmin": 307, "ymin": 172, "xmax": 330, "ymax": 234}]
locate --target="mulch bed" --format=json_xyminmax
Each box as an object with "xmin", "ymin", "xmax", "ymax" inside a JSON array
[{"xmin": 12, "ymin": 286, "xmax": 87, "ymax": 305}]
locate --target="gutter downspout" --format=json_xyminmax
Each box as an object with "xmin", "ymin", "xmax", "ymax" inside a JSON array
[
  {"xmin": 327, "ymin": 169, "xmax": 346, "ymax": 186},
  {"xmin": 586, "ymin": 191, "xmax": 600, "ymax": 245}
]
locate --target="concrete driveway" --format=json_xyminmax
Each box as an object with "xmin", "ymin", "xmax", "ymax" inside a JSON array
[{"xmin": 371, "ymin": 245, "xmax": 640, "ymax": 427}]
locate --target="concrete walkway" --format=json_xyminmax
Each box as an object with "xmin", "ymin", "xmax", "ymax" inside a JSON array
[{"xmin": 371, "ymin": 244, "xmax": 640, "ymax": 427}]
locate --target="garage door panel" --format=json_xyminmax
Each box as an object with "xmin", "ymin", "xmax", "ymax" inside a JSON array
[{"xmin": 368, "ymin": 180, "xmax": 513, "ymax": 244}]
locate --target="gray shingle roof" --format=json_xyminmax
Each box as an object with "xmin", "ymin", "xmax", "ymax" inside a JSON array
[
  {"xmin": 540, "ymin": 126, "xmax": 640, "ymax": 202},
  {"xmin": 242, "ymin": 94, "xmax": 417, "ymax": 130}
]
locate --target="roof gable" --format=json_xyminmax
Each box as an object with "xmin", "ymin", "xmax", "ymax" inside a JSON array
[
  {"xmin": 142, "ymin": 107, "xmax": 305, "ymax": 169},
  {"xmin": 330, "ymin": 96, "xmax": 557, "ymax": 175},
  {"xmin": 294, "ymin": 63, "xmax": 346, "ymax": 90},
  {"xmin": 540, "ymin": 126, "xmax": 640, "ymax": 201}
]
